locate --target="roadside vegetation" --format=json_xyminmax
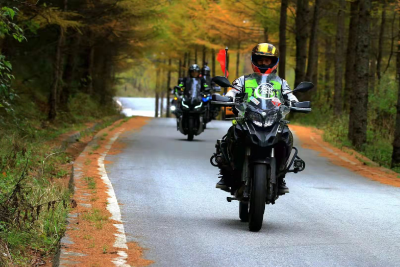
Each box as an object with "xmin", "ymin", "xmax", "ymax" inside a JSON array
[{"xmin": 0, "ymin": 0, "xmax": 159, "ymax": 264}]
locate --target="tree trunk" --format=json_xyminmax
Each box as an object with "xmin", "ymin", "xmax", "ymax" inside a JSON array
[
  {"xmin": 263, "ymin": 27, "xmax": 269, "ymax": 43},
  {"xmin": 391, "ymin": 13, "xmax": 400, "ymax": 168},
  {"xmin": 279, "ymin": 0, "xmax": 288, "ymax": 79},
  {"xmin": 376, "ymin": 1, "xmax": 386, "ymax": 82},
  {"xmin": 166, "ymin": 58, "xmax": 172, "ymax": 117},
  {"xmin": 202, "ymin": 45, "xmax": 206, "ymax": 66},
  {"xmin": 324, "ymin": 37, "xmax": 332, "ymax": 103},
  {"xmin": 183, "ymin": 52, "xmax": 187, "ymax": 77},
  {"xmin": 160, "ymin": 91, "xmax": 164, "ymax": 117},
  {"xmin": 87, "ymin": 45, "xmax": 95, "ymax": 95},
  {"xmin": 370, "ymin": 37, "xmax": 377, "ymax": 93},
  {"xmin": 305, "ymin": 0, "xmax": 320, "ymax": 101},
  {"xmin": 350, "ymin": 0, "xmax": 371, "ymax": 149},
  {"xmin": 48, "ymin": 26, "xmax": 65, "ymax": 121},
  {"xmin": 347, "ymin": 0, "xmax": 360, "ymax": 138},
  {"xmin": 155, "ymin": 92, "xmax": 159, "ymax": 118},
  {"xmin": 155, "ymin": 68, "xmax": 160, "ymax": 117},
  {"xmin": 48, "ymin": 0, "xmax": 68, "ymax": 121},
  {"xmin": 178, "ymin": 59, "xmax": 182, "ymax": 78},
  {"xmin": 294, "ymin": 0, "xmax": 309, "ymax": 87},
  {"xmin": 236, "ymin": 42, "xmax": 241, "ymax": 77},
  {"xmin": 384, "ymin": 12, "xmax": 397, "ymax": 75},
  {"xmin": 195, "ymin": 47, "xmax": 198, "ymax": 64},
  {"xmin": 187, "ymin": 52, "xmax": 191, "ymax": 69},
  {"xmin": 333, "ymin": 0, "xmax": 346, "ymax": 116},
  {"xmin": 312, "ymin": 38, "xmax": 319, "ymax": 95},
  {"xmin": 212, "ymin": 49, "xmax": 216, "ymax": 77},
  {"xmin": 60, "ymin": 33, "xmax": 80, "ymax": 111}
]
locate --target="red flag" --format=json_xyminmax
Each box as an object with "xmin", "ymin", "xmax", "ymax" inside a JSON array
[{"xmin": 216, "ymin": 49, "xmax": 229, "ymax": 77}]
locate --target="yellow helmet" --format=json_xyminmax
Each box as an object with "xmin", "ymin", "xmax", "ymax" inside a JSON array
[{"xmin": 251, "ymin": 43, "xmax": 279, "ymax": 74}]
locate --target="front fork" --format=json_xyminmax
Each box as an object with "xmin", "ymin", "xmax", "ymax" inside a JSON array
[{"xmin": 241, "ymin": 147, "xmax": 276, "ymax": 201}]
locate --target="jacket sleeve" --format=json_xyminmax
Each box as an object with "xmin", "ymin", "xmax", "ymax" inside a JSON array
[
  {"xmin": 225, "ymin": 76, "xmax": 245, "ymax": 98},
  {"xmin": 282, "ymin": 79, "xmax": 298, "ymax": 103}
]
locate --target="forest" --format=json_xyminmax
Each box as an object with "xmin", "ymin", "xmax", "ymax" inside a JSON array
[{"xmin": 0, "ymin": 0, "xmax": 399, "ymax": 264}]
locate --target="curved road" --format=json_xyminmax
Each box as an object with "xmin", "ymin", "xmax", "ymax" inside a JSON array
[{"xmin": 106, "ymin": 99, "xmax": 400, "ymax": 267}]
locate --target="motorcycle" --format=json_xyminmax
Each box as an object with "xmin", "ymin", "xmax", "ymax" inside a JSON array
[
  {"xmin": 177, "ymin": 78, "xmax": 208, "ymax": 141},
  {"xmin": 209, "ymin": 74, "xmax": 313, "ymax": 232}
]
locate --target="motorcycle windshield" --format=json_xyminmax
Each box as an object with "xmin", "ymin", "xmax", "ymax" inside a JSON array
[
  {"xmin": 186, "ymin": 78, "xmax": 201, "ymax": 99},
  {"xmin": 247, "ymin": 98, "xmax": 280, "ymax": 113},
  {"xmin": 245, "ymin": 73, "xmax": 282, "ymax": 113}
]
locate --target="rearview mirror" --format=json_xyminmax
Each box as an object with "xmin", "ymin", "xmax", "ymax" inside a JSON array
[
  {"xmin": 212, "ymin": 76, "xmax": 233, "ymax": 88},
  {"xmin": 293, "ymin": 82, "xmax": 314, "ymax": 93}
]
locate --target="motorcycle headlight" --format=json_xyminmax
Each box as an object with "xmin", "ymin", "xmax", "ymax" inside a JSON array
[
  {"xmin": 171, "ymin": 105, "xmax": 176, "ymax": 111},
  {"xmin": 264, "ymin": 113, "xmax": 277, "ymax": 127},
  {"xmin": 182, "ymin": 99, "xmax": 189, "ymax": 109},
  {"xmin": 194, "ymin": 102, "xmax": 203, "ymax": 109},
  {"xmin": 247, "ymin": 112, "xmax": 263, "ymax": 127},
  {"xmin": 247, "ymin": 111, "xmax": 278, "ymax": 127}
]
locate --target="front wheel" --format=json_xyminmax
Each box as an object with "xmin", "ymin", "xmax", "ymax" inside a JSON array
[
  {"xmin": 248, "ymin": 164, "xmax": 267, "ymax": 232},
  {"xmin": 239, "ymin": 202, "xmax": 249, "ymax": 222},
  {"xmin": 187, "ymin": 117, "xmax": 194, "ymax": 141}
]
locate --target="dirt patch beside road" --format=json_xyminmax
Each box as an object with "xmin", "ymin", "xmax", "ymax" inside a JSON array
[
  {"xmin": 291, "ymin": 125, "xmax": 400, "ymax": 187},
  {"xmin": 60, "ymin": 117, "xmax": 153, "ymax": 266}
]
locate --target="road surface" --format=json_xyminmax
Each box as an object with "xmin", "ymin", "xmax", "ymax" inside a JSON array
[{"xmin": 106, "ymin": 98, "xmax": 400, "ymax": 267}]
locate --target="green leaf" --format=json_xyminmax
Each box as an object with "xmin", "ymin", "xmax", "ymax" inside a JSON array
[
  {"xmin": 3, "ymin": 61, "xmax": 12, "ymax": 70},
  {"xmin": 2, "ymin": 7, "xmax": 15, "ymax": 19}
]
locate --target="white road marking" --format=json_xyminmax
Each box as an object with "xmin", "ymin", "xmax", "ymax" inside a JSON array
[{"xmin": 98, "ymin": 130, "xmax": 130, "ymax": 267}]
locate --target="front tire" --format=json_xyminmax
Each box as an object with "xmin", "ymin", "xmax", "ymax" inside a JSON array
[
  {"xmin": 248, "ymin": 164, "xmax": 267, "ymax": 232},
  {"xmin": 239, "ymin": 202, "xmax": 249, "ymax": 222},
  {"xmin": 187, "ymin": 117, "xmax": 194, "ymax": 141}
]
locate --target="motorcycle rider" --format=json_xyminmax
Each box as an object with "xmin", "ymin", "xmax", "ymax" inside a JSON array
[
  {"xmin": 216, "ymin": 43, "xmax": 299, "ymax": 195},
  {"xmin": 201, "ymin": 62, "xmax": 212, "ymax": 86},
  {"xmin": 176, "ymin": 64, "xmax": 209, "ymax": 92}
]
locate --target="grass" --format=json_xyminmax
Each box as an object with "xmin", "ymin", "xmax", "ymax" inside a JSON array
[
  {"xmin": 82, "ymin": 209, "xmax": 108, "ymax": 230},
  {"xmin": 292, "ymin": 80, "xmax": 397, "ymax": 171},
  {"xmin": 0, "ymin": 95, "xmax": 121, "ymax": 264},
  {"xmin": 84, "ymin": 177, "xmax": 96, "ymax": 189}
]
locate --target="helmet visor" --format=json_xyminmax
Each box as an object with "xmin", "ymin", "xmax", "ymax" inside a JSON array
[
  {"xmin": 190, "ymin": 70, "xmax": 200, "ymax": 78},
  {"xmin": 252, "ymin": 55, "xmax": 278, "ymax": 69}
]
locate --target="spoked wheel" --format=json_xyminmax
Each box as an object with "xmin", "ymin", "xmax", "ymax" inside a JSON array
[
  {"xmin": 248, "ymin": 164, "xmax": 267, "ymax": 232},
  {"xmin": 187, "ymin": 117, "xmax": 194, "ymax": 141},
  {"xmin": 239, "ymin": 202, "xmax": 249, "ymax": 222}
]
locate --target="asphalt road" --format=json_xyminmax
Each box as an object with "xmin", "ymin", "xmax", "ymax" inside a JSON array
[{"xmin": 106, "ymin": 99, "xmax": 400, "ymax": 267}]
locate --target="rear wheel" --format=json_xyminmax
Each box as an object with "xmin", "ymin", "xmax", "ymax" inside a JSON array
[
  {"xmin": 239, "ymin": 202, "xmax": 249, "ymax": 222},
  {"xmin": 248, "ymin": 164, "xmax": 267, "ymax": 232}
]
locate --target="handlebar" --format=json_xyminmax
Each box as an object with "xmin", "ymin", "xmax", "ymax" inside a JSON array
[
  {"xmin": 211, "ymin": 101, "xmax": 236, "ymax": 106},
  {"xmin": 290, "ymin": 107, "xmax": 311, "ymax": 113}
]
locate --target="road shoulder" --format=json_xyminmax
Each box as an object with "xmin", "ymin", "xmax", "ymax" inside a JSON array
[
  {"xmin": 55, "ymin": 117, "xmax": 153, "ymax": 267},
  {"xmin": 291, "ymin": 125, "xmax": 400, "ymax": 187}
]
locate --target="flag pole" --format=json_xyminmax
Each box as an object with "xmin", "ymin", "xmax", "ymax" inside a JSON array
[
  {"xmin": 224, "ymin": 46, "xmax": 228, "ymax": 78},
  {"xmin": 223, "ymin": 46, "xmax": 228, "ymax": 120}
]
